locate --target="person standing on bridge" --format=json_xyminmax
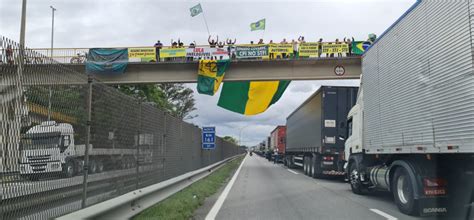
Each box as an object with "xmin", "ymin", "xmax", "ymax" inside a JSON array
[
  {"xmin": 292, "ymin": 39, "xmax": 298, "ymax": 59},
  {"xmin": 335, "ymin": 38, "xmax": 343, "ymax": 58},
  {"xmin": 318, "ymin": 38, "xmax": 323, "ymax": 58},
  {"xmin": 280, "ymin": 38, "xmax": 288, "ymax": 59},
  {"xmin": 209, "ymin": 35, "xmax": 218, "ymax": 48},
  {"xmin": 226, "ymin": 38, "xmax": 236, "ymax": 59},
  {"xmin": 154, "ymin": 40, "xmax": 163, "ymax": 62},
  {"xmin": 344, "ymin": 37, "xmax": 353, "ymax": 57}
]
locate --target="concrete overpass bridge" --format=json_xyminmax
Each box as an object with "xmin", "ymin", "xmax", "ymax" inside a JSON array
[{"xmin": 14, "ymin": 57, "xmax": 361, "ymax": 85}]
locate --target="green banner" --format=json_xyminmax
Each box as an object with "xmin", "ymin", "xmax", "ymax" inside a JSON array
[{"xmin": 235, "ymin": 45, "xmax": 268, "ymax": 58}]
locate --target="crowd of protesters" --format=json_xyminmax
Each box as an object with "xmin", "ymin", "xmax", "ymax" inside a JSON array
[{"xmin": 153, "ymin": 34, "xmax": 377, "ymax": 62}]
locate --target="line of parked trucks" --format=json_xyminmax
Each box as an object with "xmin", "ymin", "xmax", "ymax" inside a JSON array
[{"xmin": 256, "ymin": 0, "xmax": 474, "ymax": 217}]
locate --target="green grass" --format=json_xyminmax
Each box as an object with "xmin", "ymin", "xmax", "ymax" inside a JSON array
[{"xmin": 133, "ymin": 155, "xmax": 244, "ymax": 220}]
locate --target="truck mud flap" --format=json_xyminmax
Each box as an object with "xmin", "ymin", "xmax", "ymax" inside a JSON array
[{"xmin": 417, "ymin": 197, "xmax": 449, "ymax": 217}]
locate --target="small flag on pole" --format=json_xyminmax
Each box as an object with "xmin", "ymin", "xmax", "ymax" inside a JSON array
[
  {"xmin": 250, "ymin": 19, "xmax": 265, "ymax": 31},
  {"xmin": 190, "ymin": 3, "xmax": 203, "ymax": 17}
]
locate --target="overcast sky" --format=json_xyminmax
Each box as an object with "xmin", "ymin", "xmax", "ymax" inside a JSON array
[{"xmin": 1, "ymin": 0, "xmax": 415, "ymax": 146}]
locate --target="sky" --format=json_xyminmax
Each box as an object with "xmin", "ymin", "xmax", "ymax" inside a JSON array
[{"xmin": 0, "ymin": 0, "xmax": 415, "ymax": 146}]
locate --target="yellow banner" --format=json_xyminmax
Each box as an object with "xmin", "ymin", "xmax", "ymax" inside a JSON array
[
  {"xmin": 128, "ymin": 48, "xmax": 156, "ymax": 62},
  {"xmin": 299, "ymin": 43, "xmax": 319, "ymax": 57},
  {"xmin": 268, "ymin": 44, "xmax": 293, "ymax": 54},
  {"xmin": 321, "ymin": 43, "xmax": 349, "ymax": 54},
  {"xmin": 160, "ymin": 48, "xmax": 186, "ymax": 58}
]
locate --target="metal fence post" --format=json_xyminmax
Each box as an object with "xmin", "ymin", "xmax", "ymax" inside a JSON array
[
  {"xmin": 162, "ymin": 112, "xmax": 167, "ymax": 180},
  {"xmin": 81, "ymin": 74, "xmax": 93, "ymax": 208},
  {"xmin": 136, "ymin": 99, "xmax": 142, "ymax": 189}
]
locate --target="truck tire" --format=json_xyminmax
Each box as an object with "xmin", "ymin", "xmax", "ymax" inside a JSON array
[
  {"xmin": 89, "ymin": 160, "xmax": 97, "ymax": 174},
  {"xmin": 63, "ymin": 160, "xmax": 76, "ymax": 178},
  {"xmin": 312, "ymin": 155, "xmax": 323, "ymax": 179},
  {"xmin": 348, "ymin": 161, "xmax": 369, "ymax": 195},
  {"xmin": 303, "ymin": 157, "xmax": 308, "ymax": 175},
  {"xmin": 96, "ymin": 160, "xmax": 104, "ymax": 173},
  {"xmin": 392, "ymin": 167, "xmax": 419, "ymax": 215},
  {"xmin": 310, "ymin": 156, "xmax": 316, "ymax": 177}
]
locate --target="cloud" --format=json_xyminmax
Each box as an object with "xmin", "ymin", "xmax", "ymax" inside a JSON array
[
  {"xmin": 185, "ymin": 80, "xmax": 360, "ymax": 145},
  {"xmin": 0, "ymin": 0, "xmax": 415, "ymax": 145}
]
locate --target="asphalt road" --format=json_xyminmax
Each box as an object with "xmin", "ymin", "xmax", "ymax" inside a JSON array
[{"xmin": 213, "ymin": 155, "xmax": 429, "ymax": 220}]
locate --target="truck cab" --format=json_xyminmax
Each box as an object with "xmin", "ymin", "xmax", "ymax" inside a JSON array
[
  {"xmin": 19, "ymin": 121, "xmax": 75, "ymax": 176},
  {"xmin": 344, "ymin": 88, "xmax": 363, "ymax": 164}
]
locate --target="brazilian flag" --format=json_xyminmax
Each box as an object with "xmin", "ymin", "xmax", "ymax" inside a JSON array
[
  {"xmin": 197, "ymin": 59, "xmax": 230, "ymax": 95},
  {"xmin": 217, "ymin": 80, "xmax": 291, "ymax": 115},
  {"xmin": 352, "ymin": 41, "xmax": 372, "ymax": 55},
  {"xmin": 250, "ymin": 19, "xmax": 265, "ymax": 31}
]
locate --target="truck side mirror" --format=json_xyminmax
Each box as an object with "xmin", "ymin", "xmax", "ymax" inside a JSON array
[{"xmin": 338, "ymin": 135, "xmax": 345, "ymax": 141}]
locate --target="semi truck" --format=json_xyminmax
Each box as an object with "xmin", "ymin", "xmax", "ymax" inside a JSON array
[
  {"xmin": 19, "ymin": 121, "xmax": 152, "ymax": 179},
  {"xmin": 284, "ymin": 86, "xmax": 358, "ymax": 178},
  {"xmin": 344, "ymin": 0, "xmax": 474, "ymax": 217},
  {"xmin": 270, "ymin": 126, "xmax": 286, "ymax": 162}
]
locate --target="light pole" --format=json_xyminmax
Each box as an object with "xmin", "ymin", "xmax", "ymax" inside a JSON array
[
  {"xmin": 238, "ymin": 124, "xmax": 251, "ymax": 147},
  {"xmin": 47, "ymin": 5, "xmax": 56, "ymax": 120}
]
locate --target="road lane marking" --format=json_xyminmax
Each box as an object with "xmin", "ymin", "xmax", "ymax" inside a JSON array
[
  {"xmin": 287, "ymin": 169, "xmax": 299, "ymax": 174},
  {"xmin": 205, "ymin": 155, "xmax": 247, "ymax": 220},
  {"xmin": 370, "ymin": 209, "xmax": 398, "ymax": 220}
]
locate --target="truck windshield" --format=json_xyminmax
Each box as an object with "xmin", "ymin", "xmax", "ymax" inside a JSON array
[{"xmin": 21, "ymin": 132, "xmax": 61, "ymax": 150}]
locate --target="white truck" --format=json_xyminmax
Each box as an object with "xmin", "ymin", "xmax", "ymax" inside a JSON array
[
  {"xmin": 19, "ymin": 121, "xmax": 152, "ymax": 179},
  {"xmin": 344, "ymin": 0, "xmax": 474, "ymax": 217}
]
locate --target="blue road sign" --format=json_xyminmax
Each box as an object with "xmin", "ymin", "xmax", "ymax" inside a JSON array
[{"xmin": 202, "ymin": 126, "xmax": 216, "ymax": 150}]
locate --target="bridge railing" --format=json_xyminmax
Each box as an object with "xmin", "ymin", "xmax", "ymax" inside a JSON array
[
  {"xmin": 0, "ymin": 35, "xmax": 245, "ymax": 219},
  {"xmin": 17, "ymin": 42, "xmax": 361, "ymax": 64}
]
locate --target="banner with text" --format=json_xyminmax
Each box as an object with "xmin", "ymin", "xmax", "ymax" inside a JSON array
[
  {"xmin": 160, "ymin": 48, "xmax": 186, "ymax": 58},
  {"xmin": 299, "ymin": 43, "xmax": 320, "ymax": 57},
  {"xmin": 268, "ymin": 44, "xmax": 293, "ymax": 54},
  {"xmin": 235, "ymin": 45, "xmax": 268, "ymax": 58},
  {"xmin": 186, "ymin": 47, "xmax": 229, "ymax": 60},
  {"xmin": 321, "ymin": 43, "xmax": 349, "ymax": 54},
  {"xmin": 128, "ymin": 48, "xmax": 156, "ymax": 62}
]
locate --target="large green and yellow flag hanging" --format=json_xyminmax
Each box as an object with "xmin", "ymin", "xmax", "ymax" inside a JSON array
[
  {"xmin": 217, "ymin": 80, "xmax": 291, "ymax": 115},
  {"xmin": 197, "ymin": 59, "xmax": 230, "ymax": 95}
]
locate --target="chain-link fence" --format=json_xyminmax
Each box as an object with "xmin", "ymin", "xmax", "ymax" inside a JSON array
[{"xmin": 0, "ymin": 35, "xmax": 243, "ymax": 220}]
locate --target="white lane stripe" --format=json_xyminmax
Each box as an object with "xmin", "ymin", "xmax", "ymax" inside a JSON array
[
  {"xmin": 205, "ymin": 155, "xmax": 247, "ymax": 220},
  {"xmin": 287, "ymin": 169, "xmax": 299, "ymax": 174},
  {"xmin": 369, "ymin": 209, "xmax": 398, "ymax": 220}
]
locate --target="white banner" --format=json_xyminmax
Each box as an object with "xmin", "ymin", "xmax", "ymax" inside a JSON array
[{"xmin": 186, "ymin": 47, "xmax": 229, "ymax": 60}]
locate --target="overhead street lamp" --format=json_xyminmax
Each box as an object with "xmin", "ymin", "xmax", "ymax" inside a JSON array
[
  {"xmin": 238, "ymin": 124, "xmax": 251, "ymax": 147},
  {"xmin": 47, "ymin": 5, "xmax": 57, "ymax": 120}
]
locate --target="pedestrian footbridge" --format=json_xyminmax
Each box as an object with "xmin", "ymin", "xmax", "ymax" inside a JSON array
[{"xmin": 20, "ymin": 57, "xmax": 361, "ymax": 85}]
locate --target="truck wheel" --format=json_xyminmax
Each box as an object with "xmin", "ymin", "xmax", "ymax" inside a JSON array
[
  {"xmin": 392, "ymin": 167, "xmax": 418, "ymax": 215},
  {"xmin": 96, "ymin": 160, "xmax": 104, "ymax": 173},
  {"xmin": 303, "ymin": 157, "xmax": 308, "ymax": 175},
  {"xmin": 63, "ymin": 160, "xmax": 76, "ymax": 178},
  {"xmin": 310, "ymin": 156, "xmax": 315, "ymax": 177},
  {"xmin": 311, "ymin": 155, "xmax": 323, "ymax": 178},
  {"xmin": 348, "ymin": 161, "xmax": 368, "ymax": 195},
  {"xmin": 312, "ymin": 156, "xmax": 323, "ymax": 178},
  {"xmin": 89, "ymin": 160, "xmax": 97, "ymax": 174}
]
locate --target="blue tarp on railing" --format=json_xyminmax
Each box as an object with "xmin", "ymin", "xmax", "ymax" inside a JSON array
[{"xmin": 86, "ymin": 48, "xmax": 128, "ymax": 74}]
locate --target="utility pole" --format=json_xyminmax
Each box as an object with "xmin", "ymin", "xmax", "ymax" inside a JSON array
[
  {"xmin": 47, "ymin": 5, "xmax": 56, "ymax": 120},
  {"xmin": 5, "ymin": 0, "xmax": 28, "ymax": 172},
  {"xmin": 238, "ymin": 125, "xmax": 251, "ymax": 147}
]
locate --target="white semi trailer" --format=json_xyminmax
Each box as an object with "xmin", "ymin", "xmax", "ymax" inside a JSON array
[
  {"xmin": 19, "ymin": 121, "xmax": 152, "ymax": 179},
  {"xmin": 344, "ymin": 0, "xmax": 474, "ymax": 217}
]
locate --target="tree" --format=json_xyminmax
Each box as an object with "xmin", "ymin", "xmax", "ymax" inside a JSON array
[
  {"xmin": 116, "ymin": 83, "xmax": 197, "ymax": 120},
  {"xmin": 223, "ymin": 136, "xmax": 238, "ymax": 145}
]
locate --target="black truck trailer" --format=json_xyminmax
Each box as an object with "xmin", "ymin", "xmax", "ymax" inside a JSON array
[{"xmin": 284, "ymin": 86, "xmax": 358, "ymax": 178}]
